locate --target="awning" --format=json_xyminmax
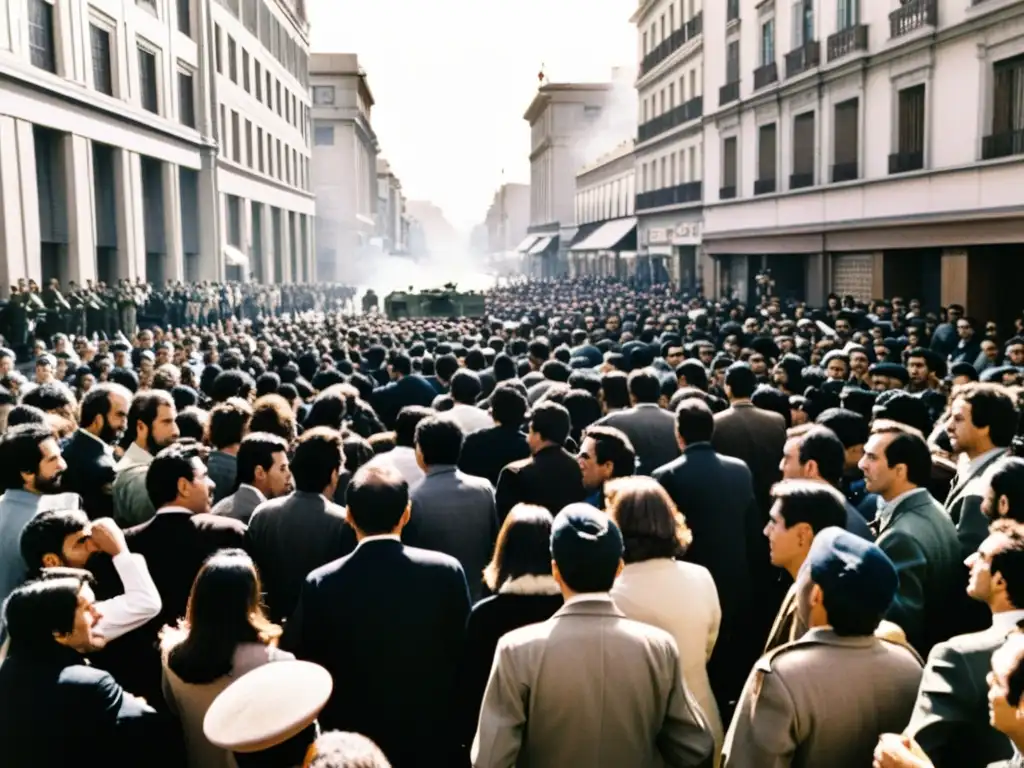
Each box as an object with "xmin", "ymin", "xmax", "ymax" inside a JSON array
[
  {"xmin": 224, "ymin": 245, "xmax": 249, "ymax": 268},
  {"xmin": 515, "ymin": 235, "xmax": 539, "ymax": 252},
  {"xmin": 567, "ymin": 221, "xmax": 603, "ymax": 250},
  {"xmin": 528, "ymin": 236, "xmax": 553, "ymax": 255},
  {"xmin": 573, "ymin": 217, "xmax": 637, "ymax": 251}
]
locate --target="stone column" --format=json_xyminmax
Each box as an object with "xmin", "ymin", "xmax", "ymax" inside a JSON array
[
  {"xmin": 940, "ymin": 249, "xmax": 969, "ymax": 309},
  {"xmin": 260, "ymin": 203, "xmax": 275, "ymax": 285},
  {"xmin": 114, "ymin": 149, "xmax": 145, "ymax": 281},
  {"xmin": 305, "ymin": 215, "xmax": 315, "ymax": 282},
  {"xmin": 279, "ymin": 210, "xmax": 293, "ymax": 283},
  {"xmin": 162, "ymin": 162, "xmax": 184, "ymax": 283},
  {"xmin": 240, "ymin": 197, "xmax": 252, "ymax": 281},
  {"xmin": 0, "ymin": 117, "xmax": 42, "ymax": 287},
  {"xmin": 196, "ymin": 149, "xmax": 221, "ymax": 281},
  {"xmin": 804, "ymin": 253, "xmax": 828, "ymax": 307},
  {"xmin": 64, "ymin": 134, "xmax": 97, "ymax": 284},
  {"xmin": 290, "ymin": 211, "xmax": 302, "ymax": 282}
]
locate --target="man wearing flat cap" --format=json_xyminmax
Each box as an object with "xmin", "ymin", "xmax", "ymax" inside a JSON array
[
  {"xmin": 722, "ymin": 527, "xmax": 923, "ymax": 768},
  {"xmin": 472, "ymin": 503, "xmax": 715, "ymax": 768}
]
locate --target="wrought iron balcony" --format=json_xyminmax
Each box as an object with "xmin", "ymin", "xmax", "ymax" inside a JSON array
[
  {"xmin": 890, "ymin": 0, "xmax": 937, "ymax": 39},
  {"xmin": 637, "ymin": 96, "xmax": 703, "ymax": 143},
  {"xmin": 827, "ymin": 24, "xmax": 868, "ymax": 62},
  {"xmin": 685, "ymin": 11, "xmax": 703, "ymax": 39},
  {"xmin": 640, "ymin": 12, "xmax": 703, "ymax": 76},
  {"xmin": 888, "ymin": 151, "xmax": 924, "ymax": 174},
  {"xmin": 727, "ymin": 0, "xmax": 740, "ymax": 22},
  {"xmin": 789, "ymin": 172, "xmax": 814, "ymax": 190},
  {"xmin": 982, "ymin": 130, "xmax": 1024, "ymax": 160},
  {"xmin": 754, "ymin": 178, "xmax": 776, "ymax": 195},
  {"xmin": 719, "ymin": 80, "xmax": 740, "ymax": 106},
  {"xmin": 635, "ymin": 181, "xmax": 703, "ymax": 211},
  {"xmin": 753, "ymin": 61, "xmax": 779, "ymax": 91},
  {"xmin": 720, "ymin": 185, "xmax": 737, "ymax": 200},
  {"xmin": 785, "ymin": 41, "xmax": 820, "ymax": 78},
  {"xmin": 831, "ymin": 162, "xmax": 859, "ymax": 183}
]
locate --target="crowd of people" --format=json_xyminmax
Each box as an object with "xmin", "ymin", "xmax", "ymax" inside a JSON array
[{"xmin": 0, "ymin": 274, "xmax": 1024, "ymax": 767}]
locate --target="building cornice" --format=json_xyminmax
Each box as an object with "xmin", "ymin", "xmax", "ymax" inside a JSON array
[{"xmin": 523, "ymin": 82, "xmax": 612, "ymax": 123}]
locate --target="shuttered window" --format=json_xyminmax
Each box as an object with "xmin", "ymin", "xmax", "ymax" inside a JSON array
[
  {"xmin": 793, "ymin": 112, "xmax": 815, "ymax": 175},
  {"xmin": 758, "ymin": 123, "xmax": 777, "ymax": 181},
  {"xmin": 834, "ymin": 98, "xmax": 859, "ymax": 165}
]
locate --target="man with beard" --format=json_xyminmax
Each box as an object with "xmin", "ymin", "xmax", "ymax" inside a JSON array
[
  {"xmin": 0, "ymin": 423, "xmax": 74, "ymax": 635},
  {"xmin": 112, "ymin": 390, "xmax": 180, "ymax": 527},
  {"xmin": 61, "ymin": 384, "xmax": 132, "ymax": 519}
]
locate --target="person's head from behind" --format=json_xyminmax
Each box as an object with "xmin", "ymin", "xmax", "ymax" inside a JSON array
[
  {"xmin": 345, "ymin": 465, "xmax": 409, "ymax": 538},
  {"xmin": 291, "ymin": 427, "xmax": 344, "ymax": 496},
  {"xmin": 483, "ymin": 504, "xmax": 555, "ymax": 593},
  {"xmin": 0, "ymin": 423, "xmax": 66, "ymax": 494},
  {"xmin": 414, "ymin": 415, "xmax": 463, "ymax": 469},
  {"xmin": 394, "ymin": 406, "xmax": 433, "ymax": 449},
  {"xmin": 20, "ymin": 508, "xmax": 98, "ymax": 572},
  {"xmin": 527, "ymin": 401, "xmax": 571, "ymax": 454},
  {"xmin": 4, "ymin": 570, "xmax": 104, "ymax": 655},
  {"xmin": 236, "ymin": 432, "xmax": 293, "ymax": 499},
  {"xmin": 303, "ymin": 730, "xmax": 392, "ymax": 768},
  {"xmin": 605, "ymin": 476, "xmax": 691, "ymax": 564},
  {"xmin": 984, "ymin": 457, "xmax": 1024, "ymax": 523},
  {"xmin": 674, "ymin": 398, "xmax": 715, "ymax": 449},
  {"xmin": 208, "ymin": 397, "xmax": 253, "ymax": 451},
  {"xmin": 78, "ymin": 383, "xmax": 132, "ymax": 445},
  {"xmin": 724, "ymin": 362, "xmax": 757, "ymax": 401},
  {"xmin": 489, "ymin": 384, "xmax": 528, "ymax": 429},
  {"xmin": 449, "ymin": 369, "xmax": 482, "ymax": 406},
  {"xmin": 126, "ymin": 389, "xmax": 180, "ymax": 454},
  {"xmin": 858, "ymin": 420, "xmax": 932, "ymax": 499},
  {"xmin": 626, "ymin": 368, "xmax": 661, "ymax": 405},
  {"xmin": 765, "ymin": 480, "xmax": 848, "ymax": 576},
  {"xmin": 550, "ymin": 503, "xmax": 624, "ymax": 596},
  {"xmin": 162, "ymin": 549, "xmax": 279, "ymax": 684},
  {"xmin": 145, "ymin": 439, "xmax": 213, "ymax": 514},
  {"xmin": 250, "ymin": 393, "xmax": 297, "ymax": 443}
]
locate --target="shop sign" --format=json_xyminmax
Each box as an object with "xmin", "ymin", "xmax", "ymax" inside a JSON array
[
  {"xmin": 672, "ymin": 221, "xmax": 702, "ymax": 245},
  {"xmin": 646, "ymin": 227, "xmax": 670, "ymax": 245}
]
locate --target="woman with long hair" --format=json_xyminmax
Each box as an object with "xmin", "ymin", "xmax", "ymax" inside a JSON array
[{"xmin": 161, "ymin": 549, "xmax": 294, "ymax": 768}]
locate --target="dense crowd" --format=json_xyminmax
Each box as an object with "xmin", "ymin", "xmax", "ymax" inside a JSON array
[{"xmin": 1, "ymin": 275, "xmax": 1024, "ymax": 767}]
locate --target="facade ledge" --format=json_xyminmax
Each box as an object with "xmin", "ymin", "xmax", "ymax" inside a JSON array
[
  {"xmin": 217, "ymin": 158, "xmax": 316, "ymax": 200},
  {"xmin": 635, "ymin": 114, "xmax": 703, "ymax": 153},
  {"xmin": 636, "ymin": 199, "xmax": 703, "ymax": 215},
  {"xmin": 636, "ymin": 36, "xmax": 703, "ymax": 91}
]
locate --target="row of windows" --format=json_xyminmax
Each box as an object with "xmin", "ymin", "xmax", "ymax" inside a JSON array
[
  {"xmin": 214, "ymin": 24, "xmax": 310, "ymax": 144},
  {"xmin": 215, "ymin": 0, "xmax": 309, "ymax": 89},
  {"xmin": 639, "ymin": 145, "xmax": 702, "ymax": 193},
  {"xmin": 641, "ymin": 0, "xmax": 701, "ymax": 55},
  {"xmin": 575, "ymin": 177, "xmax": 635, "ymax": 225},
  {"xmin": 219, "ymin": 104, "xmax": 310, "ymax": 191},
  {"xmin": 641, "ymin": 66, "xmax": 702, "ymax": 124}
]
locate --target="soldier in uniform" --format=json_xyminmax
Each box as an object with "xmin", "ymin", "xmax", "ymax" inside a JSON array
[{"xmin": 722, "ymin": 527, "xmax": 924, "ymax": 768}]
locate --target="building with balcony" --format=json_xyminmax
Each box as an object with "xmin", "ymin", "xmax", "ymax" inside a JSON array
[
  {"xmin": 376, "ymin": 158, "xmax": 405, "ymax": 255},
  {"xmin": 211, "ymin": 0, "xmax": 314, "ymax": 284},
  {"xmin": 701, "ymin": 0, "xmax": 1024, "ymax": 329},
  {"xmin": 522, "ymin": 81, "xmax": 612, "ymax": 278},
  {"xmin": 310, "ymin": 52, "xmax": 378, "ymax": 282},
  {"xmin": 570, "ymin": 142, "xmax": 638, "ymax": 279},
  {"xmin": 632, "ymin": 0, "xmax": 708, "ymax": 289}
]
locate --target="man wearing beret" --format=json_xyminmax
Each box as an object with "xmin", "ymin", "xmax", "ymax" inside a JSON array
[
  {"xmin": 722, "ymin": 527, "xmax": 923, "ymax": 768},
  {"xmin": 472, "ymin": 503, "xmax": 715, "ymax": 768}
]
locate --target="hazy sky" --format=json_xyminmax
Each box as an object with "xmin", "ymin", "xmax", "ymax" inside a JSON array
[{"xmin": 308, "ymin": 0, "xmax": 636, "ymax": 232}]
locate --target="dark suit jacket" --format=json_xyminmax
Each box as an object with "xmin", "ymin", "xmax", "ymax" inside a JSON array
[
  {"xmin": 61, "ymin": 429, "xmax": 117, "ymax": 519},
  {"xmin": 458, "ymin": 425, "xmax": 530, "ymax": 487},
  {"xmin": 594, "ymin": 403, "xmax": 680, "ymax": 476},
  {"xmin": 245, "ymin": 490, "xmax": 357, "ymax": 622},
  {"xmin": 370, "ymin": 374, "xmax": 438, "ymax": 430},
  {"xmin": 282, "ymin": 539, "xmax": 471, "ymax": 767},
  {"xmin": 118, "ymin": 509, "xmax": 248, "ymax": 704},
  {"xmin": 712, "ymin": 402, "xmax": 787, "ymax": 519},
  {"xmin": 494, "ymin": 444, "xmax": 587, "ymax": 522},
  {"xmin": 211, "ymin": 484, "xmax": 265, "ymax": 525},
  {"xmin": 653, "ymin": 442, "xmax": 764, "ymax": 711},
  {"xmin": 946, "ymin": 449, "xmax": 1008, "ymax": 560}
]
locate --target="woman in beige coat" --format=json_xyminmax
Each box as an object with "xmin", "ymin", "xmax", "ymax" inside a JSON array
[{"xmin": 161, "ymin": 548, "xmax": 294, "ymax": 768}]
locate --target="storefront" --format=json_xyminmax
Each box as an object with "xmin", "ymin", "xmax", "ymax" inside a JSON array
[
  {"xmin": 638, "ymin": 212, "xmax": 703, "ymax": 290},
  {"xmin": 568, "ymin": 217, "xmax": 637, "ymax": 279}
]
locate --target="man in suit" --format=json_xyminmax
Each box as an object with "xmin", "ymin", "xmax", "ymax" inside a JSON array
[
  {"xmin": 212, "ymin": 432, "xmax": 293, "ymax": 524},
  {"xmin": 495, "ymin": 401, "xmax": 587, "ymax": 522},
  {"xmin": 404, "ymin": 416, "xmax": 497, "ymax": 601},
  {"xmin": 246, "ymin": 427, "xmax": 357, "ymax": 622},
  {"xmin": 723, "ymin": 527, "xmax": 923, "ymax": 768},
  {"xmin": 60, "ymin": 383, "xmax": 131, "ymax": 519},
  {"xmin": 472, "ymin": 503, "xmax": 714, "ymax": 767},
  {"xmin": 459, "ymin": 383, "xmax": 531, "ymax": 486},
  {"xmin": 945, "ymin": 383, "xmax": 1017, "ymax": 558},
  {"xmin": 859, "ymin": 420, "xmax": 965, "ymax": 655},
  {"xmin": 592, "ymin": 367, "xmax": 679, "ymax": 475},
  {"xmin": 282, "ymin": 464, "xmax": 471, "ymax": 767},
  {"xmin": 712, "ymin": 361, "xmax": 787, "ymax": 519},
  {"xmin": 206, "ymin": 398, "xmax": 252, "ymax": 504},
  {"xmin": 369, "ymin": 353, "xmax": 438, "ymax": 431},
  {"xmin": 903, "ymin": 519, "xmax": 1023, "ymax": 767},
  {"xmin": 120, "ymin": 439, "xmax": 247, "ymax": 704},
  {"xmin": 113, "ymin": 390, "xmax": 180, "ymax": 527},
  {"xmin": 653, "ymin": 398, "xmax": 765, "ymax": 716}
]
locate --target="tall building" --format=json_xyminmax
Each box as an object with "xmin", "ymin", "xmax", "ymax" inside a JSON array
[
  {"xmin": 483, "ymin": 183, "xmax": 530, "ymax": 256},
  {"xmin": 211, "ymin": 0, "xmax": 315, "ymax": 284},
  {"xmin": 0, "ymin": 0, "xmax": 216, "ymax": 288},
  {"xmin": 631, "ymin": 0, "xmax": 707, "ymax": 290},
  {"xmin": 521, "ymin": 81, "xmax": 612, "ymax": 278},
  {"xmin": 376, "ymin": 158, "xmax": 406, "ymax": 255},
  {"xmin": 310, "ymin": 52, "xmax": 378, "ymax": 282},
  {"xmin": 569, "ymin": 142, "xmax": 637, "ymax": 280},
  {"xmin": 702, "ymin": 0, "xmax": 1024, "ymax": 322}
]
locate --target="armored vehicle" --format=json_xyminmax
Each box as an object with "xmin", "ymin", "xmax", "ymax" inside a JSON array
[{"xmin": 383, "ymin": 283, "xmax": 486, "ymax": 320}]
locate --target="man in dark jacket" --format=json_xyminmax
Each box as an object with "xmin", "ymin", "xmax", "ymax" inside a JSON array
[
  {"xmin": 370, "ymin": 354, "xmax": 438, "ymax": 430},
  {"xmin": 61, "ymin": 383, "xmax": 131, "ymax": 519},
  {"xmin": 459, "ymin": 383, "xmax": 530, "ymax": 486}
]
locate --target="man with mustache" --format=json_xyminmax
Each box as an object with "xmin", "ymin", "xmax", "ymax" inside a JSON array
[{"xmin": 61, "ymin": 383, "xmax": 132, "ymax": 520}]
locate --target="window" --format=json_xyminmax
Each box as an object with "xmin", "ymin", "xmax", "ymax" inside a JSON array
[
  {"xmin": 29, "ymin": 0, "xmax": 57, "ymax": 73},
  {"xmin": 178, "ymin": 70, "xmax": 196, "ymax": 128},
  {"xmin": 255, "ymin": 61, "xmax": 262, "ymax": 100},
  {"xmin": 757, "ymin": 122, "xmax": 778, "ymax": 193},
  {"xmin": 177, "ymin": 0, "xmax": 191, "ymax": 35},
  {"xmin": 722, "ymin": 136, "xmax": 738, "ymax": 197},
  {"xmin": 215, "ymin": 24, "xmax": 222, "ymax": 73},
  {"xmin": 726, "ymin": 40, "xmax": 740, "ymax": 82},
  {"xmin": 791, "ymin": 112, "xmax": 815, "ymax": 188},
  {"xmin": 90, "ymin": 24, "xmax": 113, "ymax": 96},
  {"xmin": 833, "ymin": 98, "xmax": 859, "ymax": 180},
  {"xmin": 791, "ymin": 1, "xmax": 813, "ymax": 48},
  {"xmin": 136, "ymin": 0, "xmax": 157, "ymax": 15},
  {"xmin": 276, "ymin": 81, "xmax": 282, "ymax": 115},
  {"xmin": 276, "ymin": 140, "xmax": 282, "ymax": 179},
  {"xmin": 226, "ymin": 194, "xmax": 241, "ymax": 246},
  {"xmin": 313, "ymin": 124, "xmax": 335, "ymax": 146},
  {"xmin": 257, "ymin": 127, "xmax": 265, "ymax": 172},
  {"xmin": 689, "ymin": 146, "xmax": 697, "ymax": 180},
  {"xmin": 228, "ymin": 36, "xmax": 237, "ymax": 82},
  {"xmin": 138, "ymin": 47, "xmax": 158, "ymax": 113},
  {"xmin": 991, "ymin": 54, "xmax": 1024, "ymax": 139},
  {"xmin": 893, "ymin": 84, "xmax": 926, "ymax": 172},
  {"xmin": 837, "ymin": 0, "xmax": 858, "ymax": 31},
  {"xmin": 245, "ymin": 120, "xmax": 253, "ymax": 167},
  {"xmin": 232, "ymin": 110, "xmax": 240, "ymax": 162},
  {"xmin": 312, "ymin": 85, "xmax": 335, "ymax": 105},
  {"xmin": 761, "ymin": 19, "xmax": 775, "ymax": 66},
  {"xmin": 220, "ymin": 105, "xmax": 226, "ymax": 154},
  {"xmin": 242, "ymin": 50, "xmax": 250, "ymax": 92},
  {"xmin": 266, "ymin": 71, "xmax": 272, "ymax": 106},
  {"xmin": 243, "ymin": 0, "xmax": 257, "ymax": 33}
]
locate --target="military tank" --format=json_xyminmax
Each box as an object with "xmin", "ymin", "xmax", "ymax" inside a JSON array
[{"xmin": 383, "ymin": 283, "xmax": 486, "ymax": 320}]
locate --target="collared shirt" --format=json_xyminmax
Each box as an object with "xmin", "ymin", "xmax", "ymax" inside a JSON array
[
  {"xmin": 877, "ymin": 487, "xmax": 929, "ymax": 530},
  {"xmin": 355, "ymin": 533, "xmax": 400, "ymax": 549},
  {"xmin": 442, "ymin": 404, "xmax": 495, "ymax": 435},
  {"xmin": 991, "ymin": 609, "xmax": 1024, "ymax": 634},
  {"xmin": 963, "ymin": 447, "xmax": 1008, "ymax": 483},
  {"xmin": 364, "ymin": 446, "xmax": 425, "ymax": 490},
  {"xmin": 95, "ymin": 551, "xmax": 162, "ymax": 642},
  {"xmin": 114, "ymin": 442, "xmax": 152, "ymax": 472},
  {"xmin": 155, "ymin": 505, "xmax": 193, "ymax": 516},
  {"xmin": 563, "ymin": 592, "xmax": 610, "ymax": 607}
]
